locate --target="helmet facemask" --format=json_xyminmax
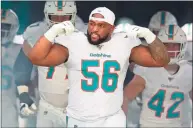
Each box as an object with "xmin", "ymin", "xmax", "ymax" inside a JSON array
[
  {"xmin": 158, "ymin": 25, "xmax": 187, "ymax": 65},
  {"xmin": 1, "ymin": 9, "xmax": 19, "ymax": 45},
  {"xmin": 165, "ymin": 42, "xmax": 187, "ymax": 64},
  {"xmin": 44, "ymin": 1, "xmax": 77, "ymax": 27}
]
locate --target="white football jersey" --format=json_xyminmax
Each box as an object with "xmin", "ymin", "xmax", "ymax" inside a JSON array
[
  {"xmin": 55, "ymin": 31, "xmax": 141, "ymax": 121},
  {"xmin": 133, "ymin": 62, "xmax": 192, "ymax": 127}
]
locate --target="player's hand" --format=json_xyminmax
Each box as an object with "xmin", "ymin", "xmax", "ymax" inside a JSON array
[
  {"xmin": 127, "ymin": 25, "xmax": 156, "ymax": 44},
  {"xmin": 19, "ymin": 92, "xmax": 37, "ymax": 116},
  {"xmin": 44, "ymin": 21, "xmax": 75, "ymax": 42}
]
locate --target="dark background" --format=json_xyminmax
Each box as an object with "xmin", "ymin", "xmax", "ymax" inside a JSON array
[{"xmin": 2, "ymin": 1, "xmax": 193, "ymax": 34}]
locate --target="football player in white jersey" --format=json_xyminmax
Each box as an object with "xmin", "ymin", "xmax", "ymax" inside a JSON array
[
  {"xmin": 123, "ymin": 25, "xmax": 192, "ymax": 127},
  {"xmin": 1, "ymin": 9, "xmax": 21, "ymax": 127},
  {"xmin": 148, "ymin": 11, "xmax": 178, "ymax": 35},
  {"xmin": 25, "ymin": 7, "xmax": 170, "ymax": 127},
  {"xmin": 15, "ymin": 1, "xmax": 86, "ymax": 127},
  {"xmin": 182, "ymin": 23, "xmax": 192, "ymax": 62},
  {"xmin": 115, "ymin": 17, "xmax": 142, "ymax": 128}
]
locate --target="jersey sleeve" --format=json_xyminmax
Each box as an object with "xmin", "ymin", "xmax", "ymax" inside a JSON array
[
  {"xmin": 54, "ymin": 34, "xmax": 73, "ymax": 49},
  {"xmin": 129, "ymin": 36, "xmax": 141, "ymax": 49},
  {"xmin": 133, "ymin": 64, "xmax": 147, "ymax": 81},
  {"xmin": 23, "ymin": 21, "xmax": 42, "ymax": 47},
  {"xmin": 54, "ymin": 31, "xmax": 81, "ymax": 49}
]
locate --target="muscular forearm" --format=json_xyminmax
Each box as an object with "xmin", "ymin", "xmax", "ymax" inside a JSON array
[
  {"xmin": 27, "ymin": 36, "xmax": 53, "ymax": 62},
  {"xmin": 148, "ymin": 37, "xmax": 170, "ymax": 65}
]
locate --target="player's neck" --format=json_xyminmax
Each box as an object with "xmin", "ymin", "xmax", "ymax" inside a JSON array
[{"xmin": 164, "ymin": 64, "xmax": 180, "ymax": 75}]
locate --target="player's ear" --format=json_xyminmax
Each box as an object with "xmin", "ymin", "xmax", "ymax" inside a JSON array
[{"xmin": 109, "ymin": 25, "xmax": 115, "ymax": 34}]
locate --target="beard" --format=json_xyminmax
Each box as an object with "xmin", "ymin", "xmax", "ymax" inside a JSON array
[{"xmin": 87, "ymin": 30, "xmax": 109, "ymax": 45}]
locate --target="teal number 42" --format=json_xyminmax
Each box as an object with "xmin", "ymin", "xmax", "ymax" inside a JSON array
[
  {"xmin": 81, "ymin": 60, "xmax": 120, "ymax": 92},
  {"xmin": 148, "ymin": 89, "xmax": 184, "ymax": 118}
]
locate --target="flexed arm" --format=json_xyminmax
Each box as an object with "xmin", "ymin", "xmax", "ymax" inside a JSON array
[
  {"xmin": 24, "ymin": 21, "xmax": 74, "ymax": 66},
  {"xmin": 129, "ymin": 25, "xmax": 170, "ymax": 67}
]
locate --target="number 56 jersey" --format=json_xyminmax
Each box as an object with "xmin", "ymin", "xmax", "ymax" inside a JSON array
[
  {"xmin": 133, "ymin": 62, "xmax": 192, "ymax": 127},
  {"xmin": 55, "ymin": 31, "xmax": 141, "ymax": 121}
]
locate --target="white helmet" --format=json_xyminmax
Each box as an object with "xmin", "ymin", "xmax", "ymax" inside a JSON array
[
  {"xmin": 75, "ymin": 15, "xmax": 85, "ymax": 31},
  {"xmin": 116, "ymin": 17, "xmax": 135, "ymax": 26},
  {"xmin": 182, "ymin": 23, "xmax": 192, "ymax": 60},
  {"xmin": 157, "ymin": 25, "xmax": 187, "ymax": 64},
  {"xmin": 182, "ymin": 23, "xmax": 192, "ymax": 42},
  {"xmin": 1, "ymin": 9, "xmax": 19, "ymax": 45},
  {"xmin": 114, "ymin": 17, "xmax": 134, "ymax": 33},
  {"xmin": 44, "ymin": 1, "xmax": 77, "ymax": 27},
  {"xmin": 148, "ymin": 11, "xmax": 178, "ymax": 35}
]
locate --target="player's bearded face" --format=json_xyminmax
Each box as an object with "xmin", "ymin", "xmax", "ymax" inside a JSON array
[
  {"xmin": 87, "ymin": 20, "xmax": 114, "ymax": 45},
  {"xmin": 87, "ymin": 30, "xmax": 109, "ymax": 45}
]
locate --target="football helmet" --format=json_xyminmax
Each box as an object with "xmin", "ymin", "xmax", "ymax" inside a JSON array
[
  {"xmin": 182, "ymin": 23, "xmax": 192, "ymax": 42},
  {"xmin": 148, "ymin": 11, "xmax": 178, "ymax": 35},
  {"xmin": 1, "ymin": 9, "xmax": 19, "ymax": 44},
  {"xmin": 157, "ymin": 25, "xmax": 187, "ymax": 64},
  {"xmin": 75, "ymin": 15, "xmax": 85, "ymax": 31},
  {"xmin": 44, "ymin": 1, "xmax": 77, "ymax": 27},
  {"xmin": 114, "ymin": 17, "xmax": 134, "ymax": 33},
  {"xmin": 116, "ymin": 17, "xmax": 135, "ymax": 26},
  {"xmin": 182, "ymin": 23, "xmax": 192, "ymax": 60}
]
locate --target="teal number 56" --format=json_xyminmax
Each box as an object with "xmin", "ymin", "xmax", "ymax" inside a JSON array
[
  {"xmin": 148, "ymin": 89, "xmax": 184, "ymax": 118},
  {"xmin": 81, "ymin": 60, "xmax": 120, "ymax": 92}
]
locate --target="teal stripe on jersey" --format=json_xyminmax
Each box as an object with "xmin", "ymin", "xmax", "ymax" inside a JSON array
[
  {"xmin": 57, "ymin": 1, "xmax": 63, "ymax": 10},
  {"xmin": 161, "ymin": 11, "xmax": 166, "ymax": 26},
  {"xmin": 168, "ymin": 25, "xmax": 174, "ymax": 39}
]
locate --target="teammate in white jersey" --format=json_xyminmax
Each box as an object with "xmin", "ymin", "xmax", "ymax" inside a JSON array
[
  {"xmin": 123, "ymin": 25, "xmax": 192, "ymax": 127},
  {"xmin": 148, "ymin": 11, "xmax": 178, "ymax": 35},
  {"xmin": 15, "ymin": 1, "xmax": 86, "ymax": 127},
  {"xmin": 1, "ymin": 9, "xmax": 21, "ymax": 127},
  {"xmin": 25, "ymin": 7, "xmax": 170, "ymax": 127}
]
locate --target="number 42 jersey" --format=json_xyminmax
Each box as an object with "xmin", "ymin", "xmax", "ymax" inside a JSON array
[
  {"xmin": 133, "ymin": 61, "xmax": 192, "ymax": 127},
  {"xmin": 55, "ymin": 31, "xmax": 141, "ymax": 121}
]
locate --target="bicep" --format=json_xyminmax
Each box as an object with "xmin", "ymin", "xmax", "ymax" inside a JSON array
[
  {"xmin": 130, "ymin": 45, "xmax": 163, "ymax": 67},
  {"xmin": 124, "ymin": 74, "xmax": 145, "ymax": 101},
  {"xmin": 31, "ymin": 44, "xmax": 69, "ymax": 67}
]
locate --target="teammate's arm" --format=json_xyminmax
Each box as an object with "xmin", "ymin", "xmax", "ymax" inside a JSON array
[
  {"xmin": 124, "ymin": 75, "xmax": 145, "ymax": 101},
  {"xmin": 13, "ymin": 48, "xmax": 37, "ymax": 116},
  {"xmin": 130, "ymin": 39, "xmax": 169, "ymax": 67},
  {"xmin": 122, "ymin": 75, "xmax": 145, "ymax": 114},
  {"xmin": 26, "ymin": 21, "xmax": 74, "ymax": 67}
]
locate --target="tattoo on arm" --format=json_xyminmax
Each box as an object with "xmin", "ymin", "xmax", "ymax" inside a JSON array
[{"xmin": 148, "ymin": 37, "xmax": 170, "ymax": 65}]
